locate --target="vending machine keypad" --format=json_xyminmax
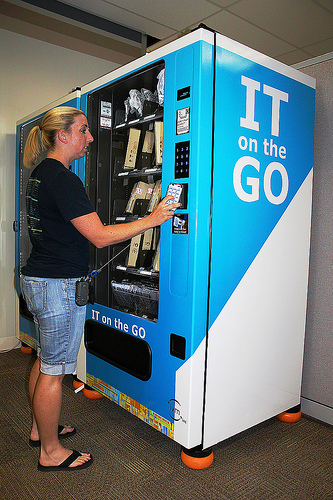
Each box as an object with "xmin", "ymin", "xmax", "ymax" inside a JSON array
[{"xmin": 175, "ymin": 141, "xmax": 190, "ymax": 178}]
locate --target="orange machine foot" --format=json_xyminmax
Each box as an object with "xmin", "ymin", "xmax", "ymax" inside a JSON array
[
  {"xmin": 21, "ymin": 343, "xmax": 34, "ymax": 355},
  {"xmin": 72, "ymin": 377, "xmax": 103, "ymax": 399},
  {"xmin": 277, "ymin": 411, "xmax": 301, "ymax": 423},
  {"xmin": 277, "ymin": 405, "xmax": 301, "ymax": 423},
  {"xmin": 181, "ymin": 446, "xmax": 214, "ymax": 469},
  {"xmin": 72, "ymin": 377, "xmax": 84, "ymax": 391},
  {"xmin": 83, "ymin": 386, "xmax": 104, "ymax": 399}
]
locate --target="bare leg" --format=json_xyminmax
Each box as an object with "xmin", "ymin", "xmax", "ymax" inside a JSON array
[
  {"xmin": 29, "ymin": 357, "xmax": 41, "ymax": 441},
  {"xmin": 32, "ymin": 370, "xmax": 91, "ymax": 467},
  {"xmin": 28, "ymin": 358, "xmax": 74, "ymax": 442}
]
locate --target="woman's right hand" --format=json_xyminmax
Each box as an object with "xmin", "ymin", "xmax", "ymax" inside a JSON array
[{"xmin": 147, "ymin": 196, "xmax": 182, "ymax": 227}]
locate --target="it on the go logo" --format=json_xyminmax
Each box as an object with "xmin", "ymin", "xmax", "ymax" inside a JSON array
[
  {"xmin": 234, "ymin": 75, "xmax": 290, "ymax": 205},
  {"xmin": 168, "ymin": 399, "xmax": 186, "ymax": 424}
]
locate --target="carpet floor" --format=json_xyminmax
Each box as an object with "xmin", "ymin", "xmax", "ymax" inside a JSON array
[{"xmin": 0, "ymin": 348, "xmax": 332, "ymax": 500}]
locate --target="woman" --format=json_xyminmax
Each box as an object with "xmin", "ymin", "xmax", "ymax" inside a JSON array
[{"xmin": 21, "ymin": 106, "xmax": 180, "ymax": 471}]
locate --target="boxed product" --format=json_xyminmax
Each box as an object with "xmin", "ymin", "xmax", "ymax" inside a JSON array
[{"xmin": 124, "ymin": 128, "xmax": 141, "ymax": 169}]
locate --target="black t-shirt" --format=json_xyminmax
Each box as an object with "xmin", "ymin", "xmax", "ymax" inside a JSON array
[{"xmin": 21, "ymin": 158, "xmax": 95, "ymax": 278}]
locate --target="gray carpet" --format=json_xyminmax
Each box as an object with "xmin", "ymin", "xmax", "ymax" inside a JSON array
[{"xmin": 0, "ymin": 348, "xmax": 332, "ymax": 500}]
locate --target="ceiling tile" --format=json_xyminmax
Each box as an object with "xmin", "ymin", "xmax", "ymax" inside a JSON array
[
  {"xmin": 304, "ymin": 38, "xmax": 333, "ymax": 57},
  {"xmin": 200, "ymin": 10, "xmax": 295, "ymax": 57},
  {"xmin": 206, "ymin": 0, "xmax": 240, "ymax": 6},
  {"xmin": 315, "ymin": 0, "xmax": 333, "ymax": 14},
  {"xmin": 228, "ymin": 0, "xmax": 333, "ymax": 47},
  {"xmin": 59, "ymin": 0, "xmax": 176, "ymax": 38},
  {"xmin": 276, "ymin": 49, "xmax": 314, "ymax": 66},
  {"xmin": 108, "ymin": 0, "xmax": 221, "ymax": 30},
  {"xmin": 8, "ymin": 0, "xmax": 333, "ymax": 64},
  {"xmin": 61, "ymin": 0, "xmax": 220, "ymax": 33}
]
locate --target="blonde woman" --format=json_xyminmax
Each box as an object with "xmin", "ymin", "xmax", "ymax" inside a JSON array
[{"xmin": 21, "ymin": 106, "xmax": 179, "ymax": 471}]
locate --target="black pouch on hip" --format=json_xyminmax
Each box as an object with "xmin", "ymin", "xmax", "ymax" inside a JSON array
[{"xmin": 75, "ymin": 279, "xmax": 89, "ymax": 306}]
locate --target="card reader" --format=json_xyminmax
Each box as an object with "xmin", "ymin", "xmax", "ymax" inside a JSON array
[{"xmin": 165, "ymin": 183, "xmax": 188, "ymax": 209}]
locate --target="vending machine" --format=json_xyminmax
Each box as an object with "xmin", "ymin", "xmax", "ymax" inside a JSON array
[
  {"xmin": 74, "ymin": 27, "xmax": 316, "ymax": 466},
  {"xmin": 14, "ymin": 90, "xmax": 81, "ymax": 350},
  {"xmin": 14, "ymin": 27, "xmax": 316, "ymax": 468}
]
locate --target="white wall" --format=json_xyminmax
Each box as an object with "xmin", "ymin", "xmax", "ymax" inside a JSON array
[{"xmin": 0, "ymin": 28, "xmax": 119, "ymax": 351}]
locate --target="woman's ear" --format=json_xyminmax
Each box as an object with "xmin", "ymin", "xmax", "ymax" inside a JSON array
[{"xmin": 57, "ymin": 129, "xmax": 68, "ymax": 144}]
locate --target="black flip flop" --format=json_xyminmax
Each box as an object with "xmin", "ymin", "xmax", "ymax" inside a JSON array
[
  {"xmin": 38, "ymin": 450, "xmax": 93, "ymax": 471},
  {"xmin": 29, "ymin": 425, "xmax": 76, "ymax": 447}
]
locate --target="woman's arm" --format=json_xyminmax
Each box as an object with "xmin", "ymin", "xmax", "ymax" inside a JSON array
[{"xmin": 71, "ymin": 196, "xmax": 180, "ymax": 248}]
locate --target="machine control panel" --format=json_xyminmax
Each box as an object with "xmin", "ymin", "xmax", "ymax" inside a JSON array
[{"xmin": 175, "ymin": 141, "xmax": 190, "ymax": 178}]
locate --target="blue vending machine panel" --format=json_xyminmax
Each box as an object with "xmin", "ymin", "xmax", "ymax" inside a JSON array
[
  {"xmin": 74, "ymin": 28, "xmax": 315, "ymax": 452},
  {"xmin": 78, "ymin": 29, "xmax": 215, "ymax": 449},
  {"xmin": 15, "ymin": 91, "xmax": 81, "ymax": 348}
]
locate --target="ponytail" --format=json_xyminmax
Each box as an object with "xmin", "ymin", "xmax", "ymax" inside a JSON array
[{"xmin": 23, "ymin": 125, "xmax": 44, "ymax": 169}]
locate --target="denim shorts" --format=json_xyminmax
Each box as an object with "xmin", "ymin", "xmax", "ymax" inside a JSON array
[{"xmin": 20, "ymin": 276, "xmax": 86, "ymax": 376}]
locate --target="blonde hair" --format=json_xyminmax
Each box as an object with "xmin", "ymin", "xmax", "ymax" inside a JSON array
[{"xmin": 23, "ymin": 106, "xmax": 85, "ymax": 168}]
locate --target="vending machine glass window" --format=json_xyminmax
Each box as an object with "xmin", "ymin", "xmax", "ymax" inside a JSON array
[{"xmin": 85, "ymin": 61, "xmax": 165, "ymax": 322}]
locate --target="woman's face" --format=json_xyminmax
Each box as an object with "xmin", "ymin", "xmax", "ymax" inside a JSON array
[{"xmin": 67, "ymin": 114, "xmax": 94, "ymax": 161}]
